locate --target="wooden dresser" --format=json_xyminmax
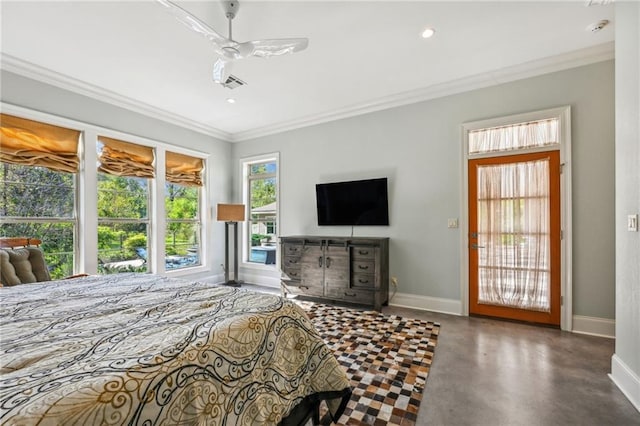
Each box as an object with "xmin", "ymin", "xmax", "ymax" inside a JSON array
[{"xmin": 279, "ymin": 236, "xmax": 389, "ymax": 311}]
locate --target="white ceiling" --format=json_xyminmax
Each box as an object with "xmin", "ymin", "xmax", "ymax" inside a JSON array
[{"xmin": 1, "ymin": 1, "xmax": 614, "ymax": 141}]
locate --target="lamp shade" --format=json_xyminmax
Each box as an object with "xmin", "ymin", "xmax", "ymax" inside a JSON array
[{"xmin": 217, "ymin": 203, "xmax": 245, "ymax": 222}]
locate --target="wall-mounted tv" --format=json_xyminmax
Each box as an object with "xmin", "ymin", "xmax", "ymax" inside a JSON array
[{"xmin": 316, "ymin": 178, "xmax": 389, "ymax": 226}]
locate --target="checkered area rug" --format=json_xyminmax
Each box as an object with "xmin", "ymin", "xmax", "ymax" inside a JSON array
[{"xmin": 298, "ymin": 301, "xmax": 440, "ymax": 426}]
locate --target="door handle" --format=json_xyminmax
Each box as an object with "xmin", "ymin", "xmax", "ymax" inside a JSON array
[
  {"xmin": 471, "ymin": 244, "xmax": 485, "ymax": 249},
  {"xmin": 318, "ymin": 256, "xmax": 323, "ymax": 267},
  {"xmin": 326, "ymin": 257, "xmax": 332, "ymax": 268}
]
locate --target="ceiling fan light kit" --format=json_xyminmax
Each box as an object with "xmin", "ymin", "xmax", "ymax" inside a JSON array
[{"xmin": 158, "ymin": 0, "xmax": 309, "ymax": 86}]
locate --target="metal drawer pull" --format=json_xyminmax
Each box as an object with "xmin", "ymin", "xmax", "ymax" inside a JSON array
[
  {"xmin": 290, "ymin": 272, "xmax": 298, "ymax": 277},
  {"xmin": 301, "ymin": 286, "xmax": 309, "ymax": 290},
  {"xmin": 358, "ymin": 279, "xmax": 369, "ymax": 284},
  {"xmin": 344, "ymin": 292, "xmax": 357, "ymax": 297},
  {"xmin": 358, "ymin": 265, "xmax": 369, "ymax": 270},
  {"xmin": 359, "ymin": 250, "xmax": 369, "ymax": 255},
  {"xmin": 289, "ymin": 259, "xmax": 298, "ymax": 264}
]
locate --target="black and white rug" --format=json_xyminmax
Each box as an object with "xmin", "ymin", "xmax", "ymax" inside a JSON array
[{"xmin": 298, "ymin": 301, "xmax": 440, "ymax": 425}]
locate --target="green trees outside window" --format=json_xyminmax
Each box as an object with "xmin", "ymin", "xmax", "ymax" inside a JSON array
[
  {"xmin": 165, "ymin": 183, "xmax": 200, "ymax": 269},
  {"xmin": 246, "ymin": 160, "xmax": 277, "ymax": 264},
  {"xmin": 97, "ymin": 174, "xmax": 149, "ymax": 274},
  {"xmin": 1, "ymin": 163, "xmax": 203, "ymax": 277},
  {"xmin": 0, "ymin": 162, "xmax": 76, "ymax": 279}
]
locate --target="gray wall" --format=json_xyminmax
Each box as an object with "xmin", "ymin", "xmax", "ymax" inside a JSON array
[
  {"xmin": 612, "ymin": 1, "xmax": 640, "ymax": 410},
  {"xmin": 232, "ymin": 60, "xmax": 616, "ymax": 320},
  {"xmin": 0, "ymin": 70, "xmax": 232, "ymax": 276}
]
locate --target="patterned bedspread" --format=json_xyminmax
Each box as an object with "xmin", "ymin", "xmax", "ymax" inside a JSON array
[{"xmin": 0, "ymin": 274, "xmax": 351, "ymax": 425}]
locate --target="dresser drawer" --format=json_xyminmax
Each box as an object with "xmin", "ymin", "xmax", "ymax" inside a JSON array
[
  {"xmin": 283, "ymin": 256, "xmax": 302, "ymax": 269},
  {"xmin": 351, "ymin": 246, "xmax": 375, "ymax": 260},
  {"xmin": 351, "ymin": 272, "xmax": 375, "ymax": 289},
  {"xmin": 283, "ymin": 243, "xmax": 304, "ymax": 256},
  {"xmin": 326, "ymin": 287, "xmax": 374, "ymax": 304},
  {"xmin": 282, "ymin": 267, "xmax": 301, "ymax": 280},
  {"xmin": 352, "ymin": 259, "xmax": 374, "ymax": 273},
  {"xmin": 284, "ymin": 283, "xmax": 324, "ymax": 298}
]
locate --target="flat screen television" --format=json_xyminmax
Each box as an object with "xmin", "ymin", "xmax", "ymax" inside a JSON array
[{"xmin": 316, "ymin": 178, "xmax": 389, "ymax": 226}]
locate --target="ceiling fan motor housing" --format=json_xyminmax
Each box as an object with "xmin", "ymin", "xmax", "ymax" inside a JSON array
[{"xmin": 223, "ymin": 1, "xmax": 239, "ymax": 19}]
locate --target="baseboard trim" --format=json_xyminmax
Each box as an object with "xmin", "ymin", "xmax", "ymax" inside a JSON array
[
  {"xmin": 389, "ymin": 291, "xmax": 462, "ymax": 316},
  {"xmin": 241, "ymin": 270, "xmax": 281, "ymax": 289},
  {"xmin": 572, "ymin": 315, "xmax": 615, "ymax": 338},
  {"xmin": 610, "ymin": 354, "xmax": 640, "ymax": 413}
]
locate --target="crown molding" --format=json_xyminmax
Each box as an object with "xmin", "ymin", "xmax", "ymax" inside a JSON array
[
  {"xmin": 231, "ymin": 42, "xmax": 615, "ymax": 141},
  {"xmin": 0, "ymin": 53, "xmax": 232, "ymax": 141},
  {"xmin": 1, "ymin": 42, "xmax": 614, "ymax": 143}
]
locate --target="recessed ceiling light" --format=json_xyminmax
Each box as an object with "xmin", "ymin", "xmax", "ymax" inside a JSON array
[
  {"xmin": 226, "ymin": 98, "xmax": 236, "ymax": 104},
  {"xmin": 421, "ymin": 27, "xmax": 436, "ymax": 39}
]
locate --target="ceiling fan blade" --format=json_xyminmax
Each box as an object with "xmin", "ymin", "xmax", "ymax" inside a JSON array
[
  {"xmin": 237, "ymin": 38, "xmax": 309, "ymax": 58},
  {"xmin": 213, "ymin": 58, "xmax": 231, "ymax": 84},
  {"xmin": 157, "ymin": 0, "xmax": 228, "ymax": 51}
]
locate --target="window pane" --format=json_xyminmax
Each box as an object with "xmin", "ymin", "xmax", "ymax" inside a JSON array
[
  {"xmin": 469, "ymin": 118, "xmax": 559, "ymax": 155},
  {"xmin": 0, "ymin": 222, "xmax": 74, "ymax": 279},
  {"xmin": 247, "ymin": 159, "xmax": 277, "ymax": 265},
  {"xmin": 97, "ymin": 163, "xmax": 149, "ymax": 274},
  {"xmin": 165, "ymin": 222, "xmax": 200, "ymax": 270},
  {"xmin": 97, "ymin": 223, "xmax": 148, "ymax": 274},
  {"xmin": 250, "ymin": 177, "xmax": 276, "ymax": 209},
  {"xmin": 166, "ymin": 184, "xmax": 198, "ymax": 219},
  {"xmin": 98, "ymin": 174, "xmax": 148, "ymax": 219},
  {"xmin": 165, "ymin": 183, "xmax": 201, "ymax": 270},
  {"xmin": 0, "ymin": 162, "xmax": 74, "ymax": 218},
  {"xmin": 250, "ymin": 162, "xmax": 276, "ymax": 175}
]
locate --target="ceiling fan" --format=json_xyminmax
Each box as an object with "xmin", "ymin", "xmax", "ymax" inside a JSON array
[{"xmin": 157, "ymin": 0, "xmax": 309, "ymax": 85}]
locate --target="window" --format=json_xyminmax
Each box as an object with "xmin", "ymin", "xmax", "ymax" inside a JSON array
[
  {"xmin": 0, "ymin": 114, "xmax": 80, "ymax": 279},
  {"xmin": 0, "ymin": 164, "xmax": 77, "ymax": 278},
  {"xmin": 97, "ymin": 137, "xmax": 153, "ymax": 274},
  {"xmin": 468, "ymin": 118, "xmax": 559, "ymax": 155},
  {"xmin": 165, "ymin": 151, "xmax": 204, "ymax": 270},
  {"xmin": 1, "ymin": 108, "xmax": 210, "ymax": 278},
  {"xmin": 243, "ymin": 156, "xmax": 278, "ymax": 265}
]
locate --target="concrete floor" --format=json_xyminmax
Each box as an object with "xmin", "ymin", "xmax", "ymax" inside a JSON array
[
  {"xmin": 386, "ymin": 306, "xmax": 640, "ymax": 426},
  {"xmin": 235, "ymin": 284, "xmax": 640, "ymax": 425}
]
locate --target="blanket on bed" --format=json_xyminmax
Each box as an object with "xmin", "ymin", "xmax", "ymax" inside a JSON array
[{"xmin": 0, "ymin": 273, "xmax": 350, "ymax": 425}]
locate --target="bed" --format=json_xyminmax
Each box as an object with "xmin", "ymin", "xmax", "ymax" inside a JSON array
[{"xmin": 0, "ymin": 273, "xmax": 351, "ymax": 425}]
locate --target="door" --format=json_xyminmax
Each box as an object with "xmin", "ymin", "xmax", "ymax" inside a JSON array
[{"xmin": 469, "ymin": 151, "xmax": 561, "ymax": 325}]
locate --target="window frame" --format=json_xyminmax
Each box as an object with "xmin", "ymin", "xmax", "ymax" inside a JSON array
[
  {"xmin": 0, "ymin": 161, "xmax": 80, "ymax": 278},
  {"xmin": 164, "ymin": 181, "xmax": 203, "ymax": 271},
  {"xmin": 1, "ymin": 102, "xmax": 211, "ymax": 278},
  {"xmin": 96, "ymin": 172, "xmax": 152, "ymax": 274},
  {"xmin": 240, "ymin": 153, "xmax": 280, "ymax": 270}
]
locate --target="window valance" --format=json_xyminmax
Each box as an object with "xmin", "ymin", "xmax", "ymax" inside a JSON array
[
  {"xmin": 97, "ymin": 136, "xmax": 155, "ymax": 178},
  {"xmin": 166, "ymin": 151, "xmax": 204, "ymax": 187},
  {"xmin": 0, "ymin": 114, "xmax": 80, "ymax": 173}
]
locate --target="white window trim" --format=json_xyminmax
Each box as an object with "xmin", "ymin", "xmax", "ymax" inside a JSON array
[
  {"xmin": 239, "ymin": 152, "xmax": 280, "ymax": 271},
  {"xmin": 1, "ymin": 102, "xmax": 211, "ymax": 277},
  {"xmin": 460, "ymin": 106, "xmax": 573, "ymax": 331}
]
